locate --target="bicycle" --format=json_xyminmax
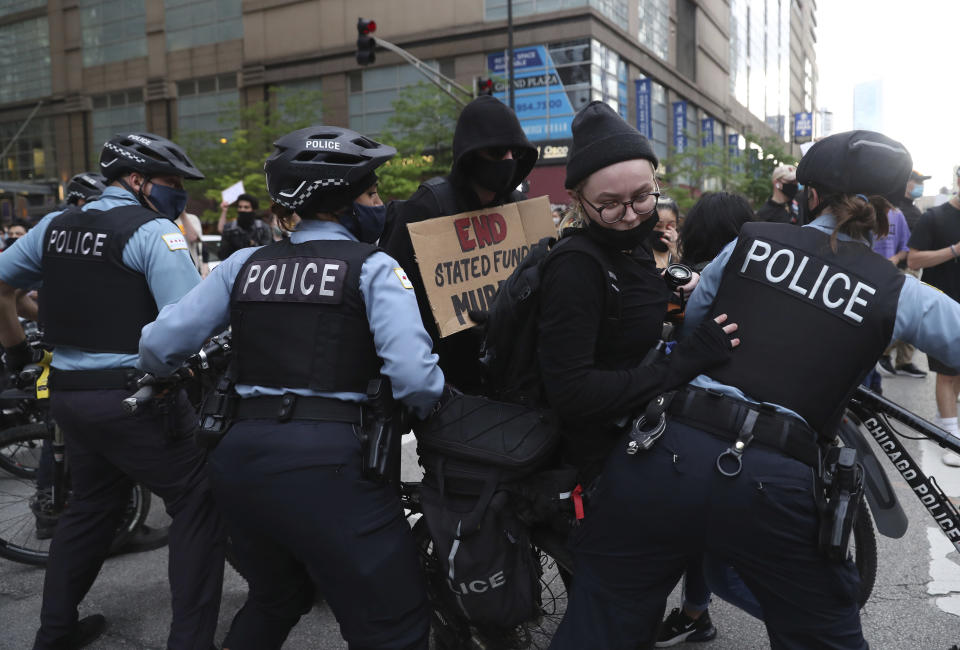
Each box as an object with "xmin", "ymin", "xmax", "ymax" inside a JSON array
[{"xmin": 0, "ymin": 362, "xmax": 155, "ymax": 566}]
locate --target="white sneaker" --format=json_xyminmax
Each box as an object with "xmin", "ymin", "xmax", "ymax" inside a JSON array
[{"xmin": 943, "ymin": 452, "xmax": 960, "ymax": 467}]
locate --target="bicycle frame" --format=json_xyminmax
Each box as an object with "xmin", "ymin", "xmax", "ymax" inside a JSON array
[{"xmin": 848, "ymin": 386, "xmax": 960, "ymax": 554}]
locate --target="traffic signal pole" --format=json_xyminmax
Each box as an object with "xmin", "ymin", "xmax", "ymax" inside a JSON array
[
  {"xmin": 507, "ymin": 0, "xmax": 514, "ymax": 109},
  {"xmin": 374, "ymin": 37, "xmax": 474, "ymax": 106}
]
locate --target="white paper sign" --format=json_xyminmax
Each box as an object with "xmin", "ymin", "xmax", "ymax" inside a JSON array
[{"xmin": 221, "ymin": 181, "xmax": 245, "ymax": 205}]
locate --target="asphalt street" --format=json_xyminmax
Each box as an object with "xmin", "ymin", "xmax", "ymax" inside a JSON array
[{"xmin": 1, "ymin": 367, "xmax": 959, "ymax": 649}]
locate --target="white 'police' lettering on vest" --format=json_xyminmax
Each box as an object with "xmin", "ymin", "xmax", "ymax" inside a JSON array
[
  {"xmin": 237, "ymin": 256, "xmax": 348, "ymax": 304},
  {"xmin": 739, "ymin": 238, "xmax": 877, "ymax": 325},
  {"xmin": 45, "ymin": 227, "xmax": 109, "ymax": 260}
]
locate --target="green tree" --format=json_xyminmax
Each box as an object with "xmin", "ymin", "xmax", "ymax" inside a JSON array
[
  {"xmin": 178, "ymin": 86, "xmax": 324, "ymax": 223},
  {"xmin": 377, "ymin": 82, "xmax": 461, "ymax": 200},
  {"xmin": 659, "ymin": 132, "xmax": 798, "ymax": 212}
]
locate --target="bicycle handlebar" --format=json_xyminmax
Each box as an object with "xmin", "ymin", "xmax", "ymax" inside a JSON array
[{"xmin": 851, "ymin": 386, "xmax": 960, "ymax": 455}]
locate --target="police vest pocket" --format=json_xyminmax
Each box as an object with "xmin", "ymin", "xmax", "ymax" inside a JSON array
[{"xmin": 354, "ymin": 498, "xmax": 403, "ymax": 536}]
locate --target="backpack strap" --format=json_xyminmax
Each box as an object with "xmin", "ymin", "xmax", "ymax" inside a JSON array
[{"xmin": 547, "ymin": 232, "xmax": 622, "ymax": 333}]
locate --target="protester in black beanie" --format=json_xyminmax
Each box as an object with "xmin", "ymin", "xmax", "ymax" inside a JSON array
[{"xmin": 565, "ymin": 100, "xmax": 659, "ymax": 189}]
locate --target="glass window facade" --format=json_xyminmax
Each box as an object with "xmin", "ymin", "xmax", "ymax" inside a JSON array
[
  {"xmin": 348, "ymin": 62, "xmax": 439, "ymax": 136},
  {"xmin": 729, "ymin": 0, "xmax": 790, "ymax": 140},
  {"xmin": 91, "ymin": 89, "xmax": 145, "ymax": 150},
  {"xmin": 165, "ymin": 0, "xmax": 242, "ymax": 52},
  {"xmin": 276, "ymin": 78, "xmax": 322, "ymax": 120},
  {"xmin": 0, "ymin": 0, "xmax": 44, "ymax": 17},
  {"xmin": 485, "ymin": 0, "xmax": 627, "ymax": 24},
  {"xmin": 637, "ymin": 0, "xmax": 669, "ymax": 61},
  {"xmin": 0, "ymin": 16, "xmax": 50, "ymax": 104},
  {"xmin": 0, "ymin": 117, "xmax": 56, "ymax": 181},
  {"xmin": 177, "ymin": 74, "xmax": 239, "ymax": 138},
  {"xmin": 81, "ymin": 0, "xmax": 147, "ymax": 66}
]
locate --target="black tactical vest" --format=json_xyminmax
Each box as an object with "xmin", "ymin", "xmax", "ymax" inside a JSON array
[
  {"xmin": 40, "ymin": 205, "xmax": 162, "ymax": 353},
  {"xmin": 706, "ymin": 222, "xmax": 903, "ymax": 435},
  {"xmin": 229, "ymin": 238, "xmax": 382, "ymax": 391}
]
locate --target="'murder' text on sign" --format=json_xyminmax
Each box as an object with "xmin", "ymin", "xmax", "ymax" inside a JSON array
[{"xmin": 236, "ymin": 256, "xmax": 347, "ymax": 304}]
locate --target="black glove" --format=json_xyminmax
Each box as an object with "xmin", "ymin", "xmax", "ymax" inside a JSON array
[
  {"xmin": 3, "ymin": 340, "xmax": 41, "ymax": 374},
  {"xmin": 667, "ymin": 317, "xmax": 735, "ymax": 384}
]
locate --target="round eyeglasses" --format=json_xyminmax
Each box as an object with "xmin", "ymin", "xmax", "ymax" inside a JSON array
[{"xmin": 580, "ymin": 189, "xmax": 661, "ymax": 224}]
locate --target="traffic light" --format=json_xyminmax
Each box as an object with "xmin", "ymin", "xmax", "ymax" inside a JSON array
[
  {"xmin": 356, "ymin": 18, "xmax": 377, "ymax": 66},
  {"xmin": 477, "ymin": 77, "xmax": 494, "ymax": 96}
]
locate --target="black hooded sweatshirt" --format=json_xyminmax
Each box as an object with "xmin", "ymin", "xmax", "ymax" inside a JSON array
[{"xmin": 381, "ymin": 96, "xmax": 538, "ymax": 392}]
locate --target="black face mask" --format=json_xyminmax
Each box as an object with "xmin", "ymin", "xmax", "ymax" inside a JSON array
[
  {"xmin": 237, "ymin": 210, "xmax": 256, "ymax": 229},
  {"xmin": 584, "ymin": 212, "xmax": 658, "ymax": 252},
  {"xmin": 3, "ymin": 237, "xmax": 17, "ymax": 250},
  {"xmin": 648, "ymin": 229, "xmax": 670, "ymax": 252},
  {"xmin": 469, "ymin": 157, "xmax": 518, "ymax": 196},
  {"xmin": 781, "ymin": 182, "xmax": 799, "ymax": 201}
]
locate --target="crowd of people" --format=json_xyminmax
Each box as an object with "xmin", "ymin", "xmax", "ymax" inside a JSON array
[{"xmin": 1, "ymin": 93, "xmax": 960, "ymax": 650}]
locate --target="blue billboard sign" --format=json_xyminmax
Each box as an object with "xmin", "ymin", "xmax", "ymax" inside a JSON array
[
  {"xmin": 701, "ymin": 117, "xmax": 715, "ymax": 147},
  {"xmin": 794, "ymin": 111, "xmax": 813, "ymax": 141},
  {"xmin": 727, "ymin": 133, "xmax": 740, "ymax": 158},
  {"xmin": 635, "ymin": 79, "xmax": 652, "ymax": 139},
  {"xmin": 672, "ymin": 101, "xmax": 687, "ymax": 151},
  {"xmin": 486, "ymin": 45, "xmax": 575, "ymax": 141}
]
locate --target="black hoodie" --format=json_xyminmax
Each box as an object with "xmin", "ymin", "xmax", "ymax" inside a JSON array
[{"xmin": 381, "ymin": 96, "xmax": 538, "ymax": 392}]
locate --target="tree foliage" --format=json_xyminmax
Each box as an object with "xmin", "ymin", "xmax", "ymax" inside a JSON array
[
  {"xmin": 178, "ymin": 86, "xmax": 324, "ymax": 223},
  {"xmin": 659, "ymin": 132, "xmax": 798, "ymax": 213},
  {"xmin": 377, "ymin": 82, "xmax": 461, "ymax": 201}
]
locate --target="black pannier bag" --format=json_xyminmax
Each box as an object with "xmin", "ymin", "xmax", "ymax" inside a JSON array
[{"xmin": 414, "ymin": 392, "xmax": 560, "ymax": 627}]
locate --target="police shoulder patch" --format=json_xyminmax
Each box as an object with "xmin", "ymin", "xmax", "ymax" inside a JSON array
[
  {"xmin": 394, "ymin": 267, "xmax": 413, "ymax": 289},
  {"xmin": 162, "ymin": 232, "xmax": 187, "ymax": 251}
]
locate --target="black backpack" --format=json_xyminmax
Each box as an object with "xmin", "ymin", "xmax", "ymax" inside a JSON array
[{"xmin": 478, "ymin": 230, "xmax": 622, "ymax": 406}]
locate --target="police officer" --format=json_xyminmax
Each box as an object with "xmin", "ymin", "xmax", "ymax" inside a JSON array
[
  {"xmin": 64, "ymin": 172, "xmax": 108, "ymax": 207},
  {"xmin": 139, "ymin": 126, "xmax": 444, "ymax": 650},
  {"xmin": 0, "ymin": 132, "xmax": 225, "ymax": 650},
  {"xmin": 550, "ymin": 131, "xmax": 960, "ymax": 649}
]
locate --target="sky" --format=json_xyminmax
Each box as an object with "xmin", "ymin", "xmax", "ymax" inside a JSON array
[{"xmin": 815, "ymin": 0, "xmax": 960, "ymax": 194}]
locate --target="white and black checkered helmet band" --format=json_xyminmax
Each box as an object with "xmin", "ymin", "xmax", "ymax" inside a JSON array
[{"xmin": 265, "ymin": 125, "xmax": 396, "ymax": 211}]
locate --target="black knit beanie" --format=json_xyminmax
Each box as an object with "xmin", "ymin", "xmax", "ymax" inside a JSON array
[{"xmin": 565, "ymin": 101, "xmax": 659, "ymax": 189}]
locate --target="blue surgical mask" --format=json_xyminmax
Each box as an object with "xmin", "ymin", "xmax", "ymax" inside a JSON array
[
  {"xmin": 147, "ymin": 183, "xmax": 188, "ymax": 221},
  {"xmin": 910, "ymin": 185, "xmax": 924, "ymax": 199},
  {"xmin": 341, "ymin": 202, "xmax": 387, "ymax": 243}
]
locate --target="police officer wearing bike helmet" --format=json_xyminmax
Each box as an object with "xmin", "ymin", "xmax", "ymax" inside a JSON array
[
  {"xmin": 0, "ymin": 132, "xmax": 225, "ymax": 649},
  {"xmin": 551, "ymin": 131, "xmax": 960, "ymax": 649},
  {"xmin": 139, "ymin": 125, "xmax": 444, "ymax": 649},
  {"xmin": 65, "ymin": 172, "xmax": 108, "ymax": 206}
]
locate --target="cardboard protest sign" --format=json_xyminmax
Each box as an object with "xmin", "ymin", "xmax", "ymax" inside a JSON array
[{"xmin": 407, "ymin": 196, "xmax": 556, "ymax": 338}]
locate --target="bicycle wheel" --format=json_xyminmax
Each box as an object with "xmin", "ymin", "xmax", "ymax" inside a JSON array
[
  {"xmin": 412, "ymin": 517, "xmax": 572, "ymax": 650},
  {"xmin": 0, "ymin": 422, "xmax": 47, "ymax": 479},
  {"xmin": 851, "ymin": 503, "xmax": 878, "ymax": 609},
  {"xmin": 0, "ymin": 425, "xmax": 152, "ymax": 566}
]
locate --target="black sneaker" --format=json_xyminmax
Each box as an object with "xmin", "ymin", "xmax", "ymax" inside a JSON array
[
  {"xmin": 875, "ymin": 357, "xmax": 896, "ymax": 377},
  {"xmin": 655, "ymin": 608, "xmax": 717, "ymax": 647},
  {"xmin": 66, "ymin": 614, "xmax": 107, "ymax": 648},
  {"xmin": 896, "ymin": 363, "xmax": 927, "ymax": 378}
]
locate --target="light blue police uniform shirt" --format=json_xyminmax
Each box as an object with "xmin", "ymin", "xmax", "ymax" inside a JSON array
[
  {"xmin": 0, "ymin": 186, "xmax": 201, "ymax": 370},
  {"xmin": 139, "ymin": 219, "xmax": 445, "ymax": 419},
  {"xmin": 683, "ymin": 213, "xmax": 960, "ymax": 423}
]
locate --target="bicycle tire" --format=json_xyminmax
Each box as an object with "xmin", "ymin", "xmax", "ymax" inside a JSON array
[
  {"xmin": 852, "ymin": 503, "xmax": 878, "ymax": 609},
  {"xmin": 412, "ymin": 517, "xmax": 572, "ymax": 650},
  {"xmin": 0, "ymin": 426, "xmax": 152, "ymax": 566},
  {"xmin": 0, "ymin": 422, "xmax": 47, "ymax": 479}
]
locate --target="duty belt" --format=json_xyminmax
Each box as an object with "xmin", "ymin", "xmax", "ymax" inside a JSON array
[
  {"xmin": 234, "ymin": 394, "xmax": 363, "ymax": 424},
  {"xmin": 49, "ymin": 367, "xmax": 138, "ymax": 391},
  {"xmin": 668, "ymin": 386, "xmax": 821, "ymax": 470}
]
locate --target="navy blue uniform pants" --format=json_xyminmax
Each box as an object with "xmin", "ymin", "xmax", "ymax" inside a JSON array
[
  {"xmin": 550, "ymin": 421, "xmax": 867, "ymax": 650},
  {"xmin": 209, "ymin": 419, "xmax": 429, "ymax": 650},
  {"xmin": 35, "ymin": 389, "xmax": 225, "ymax": 650}
]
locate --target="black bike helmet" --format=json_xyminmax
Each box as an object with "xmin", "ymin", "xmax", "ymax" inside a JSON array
[
  {"xmin": 65, "ymin": 172, "xmax": 107, "ymax": 205},
  {"xmin": 99, "ymin": 132, "xmax": 204, "ymax": 181},
  {"xmin": 796, "ymin": 130, "xmax": 912, "ymax": 205},
  {"xmin": 264, "ymin": 125, "xmax": 396, "ymax": 214}
]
